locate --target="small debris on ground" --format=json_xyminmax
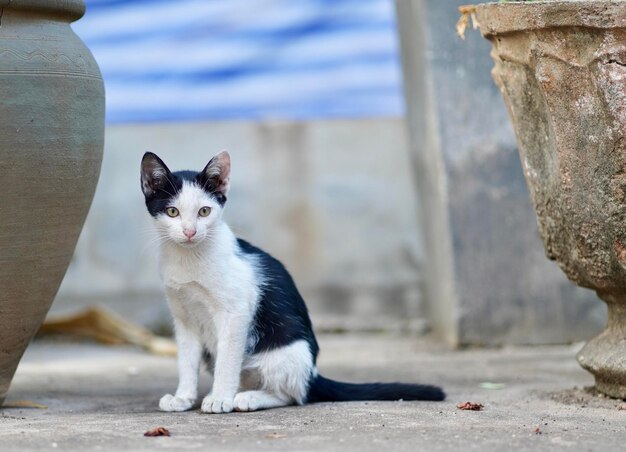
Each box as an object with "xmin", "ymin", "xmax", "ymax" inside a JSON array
[
  {"xmin": 456, "ymin": 402, "xmax": 484, "ymax": 411},
  {"xmin": 144, "ymin": 427, "xmax": 170, "ymax": 437},
  {"xmin": 550, "ymin": 386, "xmax": 625, "ymax": 409},
  {"xmin": 480, "ymin": 382, "xmax": 506, "ymax": 390},
  {"xmin": 534, "ymin": 426, "xmax": 542, "ymax": 435},
  {"xmin": 265, "ymin": 432, "xmax": 287, "ymax": 439}
]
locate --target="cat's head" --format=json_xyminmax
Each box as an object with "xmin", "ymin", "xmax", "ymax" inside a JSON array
[{"xmin": 140, "ymin": 151, "xmax": 231, "ymax": 247}]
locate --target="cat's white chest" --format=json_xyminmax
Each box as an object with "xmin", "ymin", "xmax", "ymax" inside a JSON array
[
  {"xmin": 167, "ymin": 280, "xmax": 222, "ymax": 354},
  {"xmin": 159, "ymin": 243, "xmax": 259, "ymax": 356},
  {"xmin": 163, "ymin": 265, "xmax": 226, "ymax": 348}
]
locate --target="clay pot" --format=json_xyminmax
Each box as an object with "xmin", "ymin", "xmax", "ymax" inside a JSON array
[
  {"xmin": 475, "ymin": 1, "xmax": 626, "ymax": 397},
  {"xmin": 0, "ymin": 0, "xmax": 104, "ymax": 404}
]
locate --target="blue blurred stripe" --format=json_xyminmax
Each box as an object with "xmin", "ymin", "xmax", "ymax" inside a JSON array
[{"xmin": 75, "ymin": 0, "xmax": 404, "ymax": 123}]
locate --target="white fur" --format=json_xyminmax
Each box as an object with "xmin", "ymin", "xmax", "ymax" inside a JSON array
[
  {"xmin": 241, "ymin": 340, "xmax": 313, "ymax": 405},
  {"xmin": 153, "ymin": 175, "xmax": 314, "ymax": 413}
]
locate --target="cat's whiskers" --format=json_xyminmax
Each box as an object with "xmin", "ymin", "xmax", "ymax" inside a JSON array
[
  {"xmin": 137, "ymin": 226, "xmax": 160, "ymax": 238},
  {"xmin": 139, "ymin": 222, "xmax": 183, "ymax": 252},
  {"xmin": 139, "ymin": 234, "xmax": 169, "ymax": 256}
]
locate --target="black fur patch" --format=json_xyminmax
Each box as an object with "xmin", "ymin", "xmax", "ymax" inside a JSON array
[
  {"xmin": 235, "ymin": 238, "xmax": 444, "ymax": 404},
  {"xmin": 236, "ymin": 239, "xmax": 320, "ymax": 360},
  {"xmin": 306, "ymin": 375, "xmax": 445, "ymax": 403},
  {"xmin": 143, "ymin": 172, "xmax": 181, "ymax": 217}
]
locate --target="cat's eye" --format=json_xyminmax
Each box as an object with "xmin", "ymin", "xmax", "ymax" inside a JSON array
[
  {"xmin": 198, "ymin": 206, "xmax": 211, "ymax": 217},
  {"xmin": 165, "ymin": 207, "xmax": 179, "ymax": 217}
]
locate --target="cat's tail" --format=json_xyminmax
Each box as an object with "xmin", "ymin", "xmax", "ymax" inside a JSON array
[{"xmin": 306, "ymin": 374, "xmax": 445, "ymax": 403}]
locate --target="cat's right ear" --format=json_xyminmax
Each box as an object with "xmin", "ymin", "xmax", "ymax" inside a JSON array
[{"xmin": 141, "ymin": 152, "xmax": 173, "ymax": 197}]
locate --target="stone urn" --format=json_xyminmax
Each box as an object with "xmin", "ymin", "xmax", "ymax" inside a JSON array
[
  {"xmin": 0, "ymin": 0, "xmax": 104, "ymax": 404},
  {"xmin": 474, "ymin": 1, "xmax": 626, "ymax": 397}
]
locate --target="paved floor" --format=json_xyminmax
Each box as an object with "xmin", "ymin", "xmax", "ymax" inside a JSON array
[{"xmin": 1, "ymin": 335, "xmax": 625, "ymax": 451}]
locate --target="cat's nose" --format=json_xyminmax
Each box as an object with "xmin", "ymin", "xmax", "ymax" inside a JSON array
[{"xmin": 183, "ymin": 228, "xmax": 196, "ymax": 239}]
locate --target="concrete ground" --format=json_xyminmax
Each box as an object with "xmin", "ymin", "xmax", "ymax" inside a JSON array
[{"xmin": 1, "ymin": 334, "xmax": 625, "ymax": 451}]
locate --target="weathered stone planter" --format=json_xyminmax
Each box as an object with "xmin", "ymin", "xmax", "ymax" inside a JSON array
[
  {"xmin": 0, "ymin": 0, "xmax": 104, "ymax": 404},
  {"xmin": 475, "ymin": 1, "xmax": 626, "ymax": 397}
]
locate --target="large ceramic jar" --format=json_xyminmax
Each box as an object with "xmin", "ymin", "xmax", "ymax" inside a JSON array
[
  {"xmin": 476, "ymin": 1, "xmax": 626, "ymax": 397},
  {"xmin": 0, "ymin": 0, "xmax": 104, "ymax": 404}
]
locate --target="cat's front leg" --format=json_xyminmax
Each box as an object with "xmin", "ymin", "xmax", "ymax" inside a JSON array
[
  {"xmin": 159, "ymin": 318, "xmax": 202, "ymax": 412},
  {"xmin": 201, "ymin": 313, "xmax": 249, "ymax": 414}
]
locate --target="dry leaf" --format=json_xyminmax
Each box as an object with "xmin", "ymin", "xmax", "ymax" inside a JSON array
[
  {"xmin": 456, "ymin": 12, "xmax": 470, "ymax": 39},
  {"xmin": 2, "ymin": 400, "xmax": 48, "ymax": 409},
  {"xmin": 456, "ymin": 401, "xmax": 484, "ymax": 411},
  {"xmin": 457, "ymin": 5, "xmax": 479, "ymax": 39},
  {"xmin": 39, "ymin": 306, "xmax": 176, "ymax": 356},
  {"xmin": 144, "ymin": 427, "xmax": 170, "ymax": 437}
]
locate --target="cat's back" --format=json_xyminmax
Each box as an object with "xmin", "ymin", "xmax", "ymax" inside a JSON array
[{"xmin": 236, "ymin": 238, "xmax": 319, "ymax": 357}]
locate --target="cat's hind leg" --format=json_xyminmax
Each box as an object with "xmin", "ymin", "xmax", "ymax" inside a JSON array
[
  {"xmin": 239, "ymin": 339, "xmax": 313, "ymax": 412},
  {"xmin": 233, "ymin": 390, "xmax": 289, "ymax": 412}
]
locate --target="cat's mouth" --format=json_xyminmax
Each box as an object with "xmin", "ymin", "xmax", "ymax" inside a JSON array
[{"xmin": 177, "ymin": 237, "xmax": 200, "ymax": 247}]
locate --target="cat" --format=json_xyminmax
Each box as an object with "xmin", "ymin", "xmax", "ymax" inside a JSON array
[{"xmin": 140, "ymin": 150, "xmax": 445, "ymax": 413}]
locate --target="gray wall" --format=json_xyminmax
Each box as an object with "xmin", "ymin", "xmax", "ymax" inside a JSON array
[
  {"xmin": 50, "ymin": 1, "xmax": 608, "ymax": 345},
  {"xmin": 396, "ymin": 0, "xmax": 606, "ymax": 345},
  {"xmin": 51, "ymin": 119, "xmax": 428, "ymax": 334}
]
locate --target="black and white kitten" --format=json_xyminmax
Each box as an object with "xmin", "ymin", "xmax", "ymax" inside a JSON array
[{"xmin": 140, "ymin": 151, "xmax": 445, "ymax": 413}]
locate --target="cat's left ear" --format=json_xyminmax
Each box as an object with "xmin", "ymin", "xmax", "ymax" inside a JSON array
[{"xmin": 199, "ymin": 151, "xmax": 231, "ymax": 198}]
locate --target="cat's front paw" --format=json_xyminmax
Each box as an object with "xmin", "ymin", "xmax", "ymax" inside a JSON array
[
  {"xmin": 201, "ymin": 394, "xmax": 234, "ymax": 414},
  {"xmin": 159, "ymin": 393, "xmax": 195, "ymax": 412}
]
